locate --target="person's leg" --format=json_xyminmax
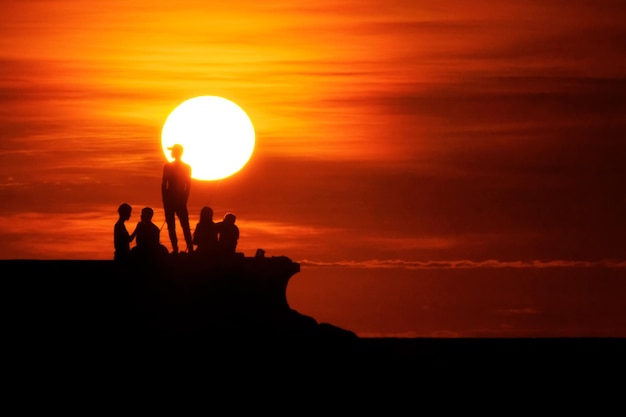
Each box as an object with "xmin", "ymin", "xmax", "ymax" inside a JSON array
[
  {"xmin": 177, "ymin": 206, "xmax": 194, "ymax": 253},
  {"xmin": 164, "ymin": 205, "xmax": 178, "ymax": 253}
]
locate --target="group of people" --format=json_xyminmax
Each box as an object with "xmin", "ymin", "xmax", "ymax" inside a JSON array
[
  {"xmin": 113, "ymin": 143, "xmax": 240, "ymax": 263},
  {"xmin": 114, "ymin": 203, "xmax": 239, "ymax": 263}
]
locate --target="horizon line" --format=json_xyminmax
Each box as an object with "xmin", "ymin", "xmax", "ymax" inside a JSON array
[
  {"xmin": 296, "ymin": 259, "xmax": 626, "ymax": 269},
  {"xmin": 0, "ymin": 257, "xmax": 624, "ymax": 269}
]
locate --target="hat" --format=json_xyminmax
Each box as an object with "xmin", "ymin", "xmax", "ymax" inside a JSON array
[{"xmin": 167, "ymin": 144, "xmax": 183, "ymax": 152}]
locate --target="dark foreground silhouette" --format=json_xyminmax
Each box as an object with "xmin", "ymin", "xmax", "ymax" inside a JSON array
[
  {"xmin": 3, "ymin": 255, "xmax": 623, "ymax": 382},
  {"xmin": 4, "ymin": 255, "xmax": 356, "ymax": 340}
]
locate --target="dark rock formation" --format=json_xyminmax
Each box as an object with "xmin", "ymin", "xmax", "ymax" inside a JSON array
[
  {"xmin": 4, "ymin": 256, "xmax": 623, "ymax": 382},
  {"xmin": 3, "ymin": 255, "xmax": 357, "ymax": 348}
]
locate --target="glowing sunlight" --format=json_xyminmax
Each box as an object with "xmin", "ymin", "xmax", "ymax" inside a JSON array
[{"xmin": 161, "ymin": 96, "xmax": 256, "ymax": 181}]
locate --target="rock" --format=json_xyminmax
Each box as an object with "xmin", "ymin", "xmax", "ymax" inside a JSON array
[{"xmin": 2, "ymin": 256, "xmax": 357, "ymax": 346}]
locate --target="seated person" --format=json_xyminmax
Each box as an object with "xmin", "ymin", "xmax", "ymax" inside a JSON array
[
  {"xmin": 130, "ymin": 207, "xmax": 168, "ymax": 260},
  {"xmin": 193, "ymin": 206, "xmax": 219, "ymax": 258},
  {"xmin": 217, "ymin": 212, "xmax": 239, "ymax": 257},
  {"xmin": 114, "ymin": 202, "xmax": 136, "ymax": 262}
]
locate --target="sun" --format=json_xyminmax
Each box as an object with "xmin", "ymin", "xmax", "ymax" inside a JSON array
[{"xmin": 161, "ymin": 96, "xmax": 255, "ymax": 181}]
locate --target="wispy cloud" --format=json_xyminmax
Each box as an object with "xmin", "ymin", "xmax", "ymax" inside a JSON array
[
  {"xmin": 298, "ymin": 258, "xmax": 626, "ymax": 269},
  {"xmin": 1, "ymin": 0, "xmax": 625, "ymax": 264}
]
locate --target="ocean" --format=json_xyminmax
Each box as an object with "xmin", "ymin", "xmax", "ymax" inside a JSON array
[{"xmin": 286, "ymin": 266, "xmax": 626, "ymax": 338}]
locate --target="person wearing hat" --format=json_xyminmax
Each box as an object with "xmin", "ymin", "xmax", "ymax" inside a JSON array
[{"xmin": 161, "ymin": 143, "xmax": 194, "ymax": 254}]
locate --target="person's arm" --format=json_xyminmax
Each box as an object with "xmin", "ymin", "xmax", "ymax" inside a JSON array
[
  {"xmin": 192, "ymin": 224, "xmax": 199, "ymax": 245},
  {"xmin": 184, "ymin": 164, "xmax": 192, "ymax": 201},
  {"xmin": 131, "ymin": 222, "xmax": 141, "ymax": 242},
  {"xmin": 161, "ymin": 165, "xmax": 168, "ymax": 202},
  {"xmin": 114, "ymin": 223, "xmax": 123, "ymax": 248},
  {"xmin": 129, "ymin": 224, "xmax": 138, "ymax": 242},
  {"xmin": 154, "ymin": 224, "xmax": 161, "ymax": 246}
]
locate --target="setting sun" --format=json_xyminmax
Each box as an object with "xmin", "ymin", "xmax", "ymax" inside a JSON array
[{"xmin": 161, "ymin": 96, "xmax": 255, "ymax": 181}]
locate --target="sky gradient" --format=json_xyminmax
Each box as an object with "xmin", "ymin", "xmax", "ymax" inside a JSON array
[{"xmin": 1, "ymin": 0, "xmax": 624, "ymax": 337}]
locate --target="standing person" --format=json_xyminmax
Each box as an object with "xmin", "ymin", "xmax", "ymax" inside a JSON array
[
  {"xmin": 217, "ymin": 212, "xmax": 239, "ymax": 256},
  {"xmin": 161, "ymin": 143, "xmax": 194, "ymax": 254},
  {"xmin": 192, "ymin": 206, "xmax": 219, "ymax": 257},
  {"xmin": 114, "ymin": 203, "xmax": 136, "ymax": 262}
]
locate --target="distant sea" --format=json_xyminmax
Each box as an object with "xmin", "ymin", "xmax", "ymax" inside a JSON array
[{"xmin": 286, "ymin": 266, "xmax": 626, "ymax": 338}]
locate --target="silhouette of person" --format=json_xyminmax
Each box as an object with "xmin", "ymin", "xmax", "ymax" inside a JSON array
[
  {"xmin": 161, "ymin": 143, "xmax": 194, "ymax": 254},
  {"xmin": 130, "ymin": 207, "xmax": 168, "ymax": 260},
  {"xmin": 114, "ymin": 203, "xmax": 137, "ymax": 262},
  {"xmin": 217, "ymin": 212, "xmax": 239, "ymax": 256},
  {"xmin": 192, "ymin": 206, "xmax": 219, "ymax": 257}
]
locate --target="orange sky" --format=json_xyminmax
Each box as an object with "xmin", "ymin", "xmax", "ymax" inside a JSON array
[{"xmin": 1, "ymin": 0, "xmax": 625, "ymax": 336}]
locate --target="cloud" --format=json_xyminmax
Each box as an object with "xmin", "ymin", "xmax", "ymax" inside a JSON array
[
  {"xmin": 297, "ymin": 258, "xmax": 626, "ymax": 269},
  {"xmin": 495, "ymin": 307, "xmax": 541, "ymax": 315}
]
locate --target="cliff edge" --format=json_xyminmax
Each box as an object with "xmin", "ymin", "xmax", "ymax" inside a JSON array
[{"xmin": 3, "ymin": 255, "xmax": 357, "ymax": 347}]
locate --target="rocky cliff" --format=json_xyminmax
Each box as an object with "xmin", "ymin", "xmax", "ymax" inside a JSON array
[{"xmin": 3, "ymin": 255, "xmax": 358, "ymax": 347}]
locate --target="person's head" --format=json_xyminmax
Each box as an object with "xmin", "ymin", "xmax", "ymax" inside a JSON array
[
  {"xmin": 168, "ymin": 144, "xmax": 184, "ymax": 160},
  {"xmin": 118, "ymin": 203, "xmax": 132, "ymax": 220},
  {"xmin": 223, "ymin": 212, "xmax": 236, "ymax": 225},
  {"xmin": 200, "ymin": 206, "xmax": 213, "ymax": 223},
  {"xmin": 141, "ymin": 207, "xmax": 154, "ymax": 222}
]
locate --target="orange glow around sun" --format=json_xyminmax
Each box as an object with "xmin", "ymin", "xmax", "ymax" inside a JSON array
[{"xmin": 161, "ymin": 96, "xmax": 256, "ymax": 181}]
